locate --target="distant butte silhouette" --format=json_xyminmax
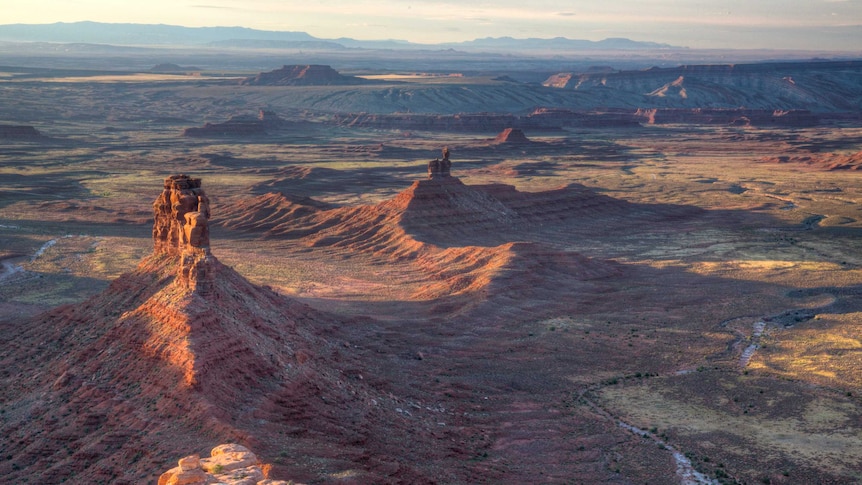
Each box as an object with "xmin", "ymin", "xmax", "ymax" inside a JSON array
[{"xmin": 239, "ymin": 64, "xmax": 371, "ymax": 86}]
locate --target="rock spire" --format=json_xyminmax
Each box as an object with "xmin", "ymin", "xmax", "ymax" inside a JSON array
[
  {"xmin": 152, "ymin": 174, "xmax": 214, "ymax": 294},
  {"xmin": 427, "ymin": 146, "xmax": 452, "ymax": 179}
]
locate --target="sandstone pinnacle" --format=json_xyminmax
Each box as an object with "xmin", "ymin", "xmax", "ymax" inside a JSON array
[{"xmin": 152, "ymin": 174, "xmax": 214, "ymax": 294}]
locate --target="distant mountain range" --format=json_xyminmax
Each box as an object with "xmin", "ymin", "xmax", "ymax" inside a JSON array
[{"xmin": 0, "ymin": 21, "xmax": 680, "ymax": 51}]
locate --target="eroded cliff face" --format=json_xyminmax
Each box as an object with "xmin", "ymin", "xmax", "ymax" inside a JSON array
[{"xmin": 152, "ymin": 174, "xmax": 214, "ymax": 294}]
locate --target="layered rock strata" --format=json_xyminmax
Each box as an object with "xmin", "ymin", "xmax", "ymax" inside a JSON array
[{"xmin": 152, "ymin": 174, "xmax": 214, "ymax": 294}]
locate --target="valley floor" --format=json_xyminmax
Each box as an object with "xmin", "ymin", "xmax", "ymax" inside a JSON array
[{"xmin": 1, "ymin": 79, "xmax": 862, "ymax": 483}]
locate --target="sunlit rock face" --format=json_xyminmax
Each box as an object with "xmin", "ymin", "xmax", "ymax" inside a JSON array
[
  {"xmin": 152, "ymin": 174, "xmax": 213, "ymax": 294},
  {"xmin": 158, "ymin": 443, "xmax": 296, "ymax": 485}
]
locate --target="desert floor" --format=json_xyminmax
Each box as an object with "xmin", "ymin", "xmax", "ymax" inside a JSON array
[{"xmin": 2, "ymin": 73, "xmax": 862, "ymax": 484}]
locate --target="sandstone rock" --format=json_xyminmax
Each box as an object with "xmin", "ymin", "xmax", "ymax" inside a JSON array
[
  {"xmin": 153, "ymin": 174, "xmax": 209, "ymax": 255},
  {"xmin": 160, "ymin": 444, "xmax": 301, "ymax": 485},
  {"xmin": 157, "ymin": 466, "xmax": 207, "ymax": 485},
  {"xmin": 178, "ymin": 454, "xmax": 201, "ymax": 472},
  {"xmin": 427, "ymin": 147, "xmax": 452, "ymax": 180},
  {"xmin": 211, "ymin": 465, "xmax": 264, "ymax": 484},
  {"xmin": 152, "ymin": 174, "xmax": 215, "ymax": 294},
  {"xmin": 183, "ymin": 211, "xmax": 209, "ymax": 248},
  {"xmin": 203, "ymin": 444, "xmax": 258, "ymax": 473},
  {"xmin": 210, "ymin": 443, "xmax": 253, "ymax": 457}
]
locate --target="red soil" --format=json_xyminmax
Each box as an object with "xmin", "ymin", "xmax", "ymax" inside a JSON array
[{"xmin": 0, "ymin": 175, "xmax": 702, "ymax": 483}]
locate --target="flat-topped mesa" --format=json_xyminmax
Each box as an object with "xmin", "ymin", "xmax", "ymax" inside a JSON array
[
  {"xmin": 427, "ymin": 146, "xmax": 453, "ymax": 180},
  {"xmin": 493, "ymin": 127, "xmax": 530, "ymax": 144},
  {"xmin": 152, "ymin": 174, "xmax": 214, "ymax": 294}
]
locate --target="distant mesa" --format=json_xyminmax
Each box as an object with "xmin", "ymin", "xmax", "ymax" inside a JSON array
[
  {"xmin": 239, "ymin": 64, "xmax": 370, "ymax": 86},
  {"xmin": 0, "ymin": 124, "xmax": 41, "ymax": 138},
  {"xmin": 492, "ymin": 127, "xmax": 531, "ymax": 144},
  {"xmin": 542, "ymin": 60, "xmax": 862, "ymax": 113},
  {"xmin": 182, "ymin": 109, "xmax": 285, "ymax": 137},
  {"xmin": 150, "ymin": 63, "xmax": 200, "ymax": 73}
]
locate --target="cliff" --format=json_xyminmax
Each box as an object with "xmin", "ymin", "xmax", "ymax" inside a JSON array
[
  {"xmin": 544, "ymin": 60, "xmax": 862, "ymax": 112},
  {"xmin": 152, "ymin": 174, "xmax": 214, "ymax": 293}
]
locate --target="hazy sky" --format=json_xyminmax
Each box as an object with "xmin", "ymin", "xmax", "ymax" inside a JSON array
[{"xmin": 5, "ymin": 0, "xmax": 862, "ymax": 50}]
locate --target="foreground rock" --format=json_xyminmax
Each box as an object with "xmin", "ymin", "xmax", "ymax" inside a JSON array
[
  {"xmin": 159, "ymin": 444, "xmax": 297, "ymax": 485},
  {"xmin": 544, "ymin": 60, "xmax": 862, "ymax": 112}
]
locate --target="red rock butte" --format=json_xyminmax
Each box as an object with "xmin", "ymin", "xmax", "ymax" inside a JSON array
[
  {"xmin": 152, "ymin": 174, "xmax": 214, "ymax": 294},
  {"xmin": 493, "ymin": 127, "xmax": 530, "ymax": 144}
]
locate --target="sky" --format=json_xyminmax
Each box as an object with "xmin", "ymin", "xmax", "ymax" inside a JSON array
[{"xmin": 4, "ymin": 0, "xmax": 862, "ymax": 50}]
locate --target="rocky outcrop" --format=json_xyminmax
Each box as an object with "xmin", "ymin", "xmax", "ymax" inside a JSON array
[
  {"xmin": 240, "ymin": 64, "xmax": 369, "ymax": 86},
  {"xmin": 152, "ymin": 174, "xmax": 214, "ymax": 294},
  {"xmin": 159, "ymin": 444, "xmax": 296, "ymax": 485}
]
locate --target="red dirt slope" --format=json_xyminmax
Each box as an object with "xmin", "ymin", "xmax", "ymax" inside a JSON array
[{"xmin": 0, "ymin": 175, "xmax": 677, "ymax": 484}]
